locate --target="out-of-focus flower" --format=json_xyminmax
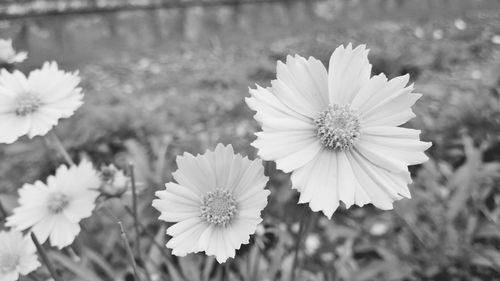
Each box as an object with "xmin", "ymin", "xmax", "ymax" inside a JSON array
[
  {"xmin": 432, "ymin": 29, "xmax": 443, "ymax": 40},
  {"xmin": 99, "ymin": 164, "xmax": 130, "ymax": 197},
  {"xmin": 304, "ymin": 234, "xmax": 321, "ymax": 255},
  {"xmin": 153, "ymin": 144, "xmax": 270, "ymax": 263},
  {"xmin": 491, "ymin": 35, "xmax": 500, "ymax": 45},
  {"xmin": 0, "ymin": 61, "xmax": 83, "ymax": 144},
  {"xmin": 0, "ymin": 39, "xmax": 27, "ymax": 65},
  {"xmin": 6, "ymin": 159, "xmax": 100, "ymax": 249},
  {"xmin": 0, "ymin": 230, "xmax": 40, "ymax": 281},
  {"xmin": 246, "ymin": 44, "xmax": 431, "ymax": 218},
  {"xmin": 454, "ymin": 19, "xmax": 467, "ymax": 30},
  {"xmin": 414, "ymin": 27, "xmax": 425, "ymax": 39},
  {"xmin": 369, "ymin": 221, "xmax": 390, "ymax": 236}
]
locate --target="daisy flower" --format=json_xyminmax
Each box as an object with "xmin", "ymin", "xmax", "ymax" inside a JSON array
[
  {"xmin": 0, "ymin": 230, "xmax": 40, "ymax": 281},
  {"xmin": 6, "ymin": 159, "xmax": 100, "ymax": 249},
  {"xmin": 0, "ymin": 61, "xmax": 83, "ymax": 144},
  {"xmin": 153, "ymin": 144, "xmax": 270, "ymax": 263},
  {"xmin": 246, "ymin": 44, "xmax": 431, "ymax": 218},
  {"xmin": 0, "ymin": 39, "xmax": 27, "ymax": 65}
]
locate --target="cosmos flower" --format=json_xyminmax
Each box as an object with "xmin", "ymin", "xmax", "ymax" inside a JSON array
[
  {"xmin": 6, "ymin": 159, "xmax": 100, "ymax": 249},
  {"xmin": 0, "ymin": 39, "xmax": 27, "ymax": 65},
  {"xmin": 0, "ymin": 230, "xmax": 40, "ymax": 281},
  {"xmin": 153, "ymin": 144, "xmax": 270, "ymax": 263},
  {"xmin": 0, "ymin": 61, "xmax": 83, "ymax": 144},
  {"xmin": 246, "ymin": 44, "xmax": 431, "ymax": 218}
]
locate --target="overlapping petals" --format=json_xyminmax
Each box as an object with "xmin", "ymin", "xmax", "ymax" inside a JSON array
[
  {"xmin": 247, "ymin": 43, "xmax": 431, "ymax": 218},
  {"xmin": 153, "ymin": 144, "xmax": 270, "ymax": 263}
]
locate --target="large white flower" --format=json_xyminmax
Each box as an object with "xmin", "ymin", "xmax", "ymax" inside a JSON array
[
  {"xmin": 246, "ymin": 44, "xmax": 431, "ymax": 218},
  {"xmin": 0, "ymin": 39, "xmax": 27, "ymax": 65},
  {"xmin": 0, "ymin": 61, "xmax": 83, "ymax": 144},
  {"xmin": 6, "ymin": 159, "xmax": 100, "ymax": 249},
  {"xmin": 153, "ymin": 144, "xmax": 270, "ymax": 263},
  {"xmin": 0, "ymin": 230, "xmax": 40, "ymax": 281}
]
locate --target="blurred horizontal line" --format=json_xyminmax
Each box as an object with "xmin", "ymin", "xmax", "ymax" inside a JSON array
[{"xmin": 0, "ymin": 0, "xmax": 322, "ymax": 20}]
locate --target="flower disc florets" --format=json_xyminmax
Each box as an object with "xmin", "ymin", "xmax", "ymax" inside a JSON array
[
  {"xmin": 200, "ymin": 189, "xmax": 237, "ymax": 227},
  {"xmin": 314, "ymin": 104, "xmax": 361, "ymax": 151},
  {"xmin": 47, "ymin": 192, "xmax": 70, "ymax": 214},
  {"xmin": 0, "ymin": 252, "xmax": 19, "ymax": 273},
  {"xmin": 14, "ymin": 92, "xmax": 42, "ymax": 116}
]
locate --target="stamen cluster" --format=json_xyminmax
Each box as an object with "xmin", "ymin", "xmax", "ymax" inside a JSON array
[
  {"xmin": 200, "ymin": 188, "xmax": 237, "ymax": 227},
  {"xmin": 0, "ymin": 252, "xmax": 19, "ymax": 273},
  {"xmin": 47, "ymin": 192, "xmax": 70, "ymax": 214},
  {"xmin": 14, "ymin": 93, "xmax": 42, "ymax": 116},
  {"xmin": 314, "ymin": 104, "xmax": 361, "ymax": 151}
]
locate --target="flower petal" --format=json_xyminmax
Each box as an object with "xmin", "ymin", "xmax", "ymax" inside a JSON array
[
  {"xmin": 291, "ymin": 150, "xmax": 340, "ymax": 218},
  {"xmin": 252, "ymin": 130, "xmax": 322, "ymax": 173},
  {"xmin": 328, "ymin": 44, "xmax": 372, "ymax": 104}
]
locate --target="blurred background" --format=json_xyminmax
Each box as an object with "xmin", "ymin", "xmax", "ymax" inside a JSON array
[{"xmin": 1, "ymin": 0, "xmax": 500, "ymax": 280}]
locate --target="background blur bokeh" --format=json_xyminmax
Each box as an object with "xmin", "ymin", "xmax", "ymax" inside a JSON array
[{"xmin": 1, "ymin": 0, "xmax": 500, "ymax": 280}]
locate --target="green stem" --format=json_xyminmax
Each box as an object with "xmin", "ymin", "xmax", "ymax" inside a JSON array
[
  {"xmin": 128, "ymin": 163, "xmax": 142, "ymax": 258},
  {"xmin": 291, "ymin": 207, "xmax": 309, "ymax": 281},
  {"xmin": 31, "ymin": 233, "xmax": 63, "ymax": 281},
  {"xmin": 118, "ymin": 221, "xmax": 142, "ymax": 281},
  {"xmin": 0, "ymin": 199, "xmax": 7, "ymax": 220},
  {"xmin": 48, "ymin": 131, "xmax": 75, "ymax": 166}
]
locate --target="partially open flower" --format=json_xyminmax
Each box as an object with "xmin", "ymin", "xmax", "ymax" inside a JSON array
[
  {"xmin": 99, "ymin": 164, "xmax": 130, "ymax": 197},
  {"xmin": 153, "ymin": 144, "xmax": 270, "ymax": 263},
  {"xmin": 6, "ymin": 159, "xmax": 100, "ymax": 249},
  {"xmin": 0, "ymin": 39, "xmax": 27, "ymax": 65}
]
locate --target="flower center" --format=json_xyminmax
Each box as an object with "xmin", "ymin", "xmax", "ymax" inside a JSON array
[
  {"xmin": 47, "ymin": 192, "xmax": 70, "ymax": 214},
  {"xmin": 200, "ymin": 189, "xmax": 237, "ymax": 227},
  {"xmin": 14, "ymin": 92, "xmax": 42, "ymax": 116},
  {"xmin": 0, "ymin": 252, "xmax": 19, "ymax": 273},
  {"xmin": 314, "ymin": 104, "xmax": 361, "ymax": 151}
]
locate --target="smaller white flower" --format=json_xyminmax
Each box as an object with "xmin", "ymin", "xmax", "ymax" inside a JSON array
[
  {"xmin": 153, "ymin": 144, "xmax": 270, "ymax": 263},
  {"xmin": 6, "ymin": 159, "xmax": 100, "ymax": 249},
  {"xmin": 0, "ymin": 61, "xmax": 83, "ymax": 144},
  {"xmin": 0, "ymin": 230, "xmax": 40, "ymax": 281},
  {"xmin": 0, "ymin": 39, "xmax": 27, "ymax": 65}
]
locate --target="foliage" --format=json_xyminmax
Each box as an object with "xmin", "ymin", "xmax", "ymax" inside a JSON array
[{"xmin": 1, "ymin": 0, "xmax": 500, "ymax": 280}]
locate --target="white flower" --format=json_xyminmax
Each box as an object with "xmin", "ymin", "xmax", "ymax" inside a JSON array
[
  {"xmin": 0, "ymin": 230, "xmax": 40, "ymax": 281},
  {"xmin": 0, "ymin": 61, "xmax": 83, "ymax": 144},
  {"xmin": 0, "ymin": 39, "xmax": 27, "ymax": 65},
  {"xmin": 6, "ymin": 159, "xmax": 100, "ymax": 249},
  {"xmin": 246, "ymin": 44, "xmax": 431, "ymax": 218},
  {"xmin": 153, "ymin": 144, "xmax": 270, "ymax": 263}
]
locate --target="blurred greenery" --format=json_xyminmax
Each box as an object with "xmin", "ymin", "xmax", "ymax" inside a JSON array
[{"xmin": 1, "ymin": 0, "xmax": 500, "ymax": 280}]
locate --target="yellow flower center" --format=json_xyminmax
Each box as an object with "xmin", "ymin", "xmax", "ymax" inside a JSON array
[
  {"xmin": 200, "ymin": 189, "xmax": 237, "ymax": 227},
  {"xmin": 0, "ymin": 252, "xmax": 19, "ymax": 274},
  {"xmin": 47, "ymin": 192, "xmax": 70, "ymax": 214},
  {"xmin": 14, "ymin": 92, "xmax": 42, "ymax": 116},
  {"xmin": 314, "ymin": 104, "xmax": 361, "ymax": 151}
]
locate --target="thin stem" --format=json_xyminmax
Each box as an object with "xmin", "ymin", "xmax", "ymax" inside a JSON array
[
  {"xmin": 251, "ymin": 246, "xmax": 261, "ymax": 281},
  {"xmin": 291, "ymin": 207, "xmax": 309, "ymax": 281},
  {"xmin": 48, "ymin": 131, "xmax": 75, "ymax": 166},
  {"xmin": 128, "ymin": 162, "xmax": 142, "ymax": 258},
  {"xmin": 0, "ymin": 199, "xmax": 7, "ymax": 220},
  {"xmin": 123, "ymin": 206, "xmax": 172, "ymax": 262},
  {"xmin": 118, "ymin": 221, "xmax": 142, "ymax": 281},
  {"xmin": 31, "ymin": 233, "xmax": 63, "ymax": 281},
  {"xmin": 224, "ymin": 260, "xmax": 230, "ymax": 281}
]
